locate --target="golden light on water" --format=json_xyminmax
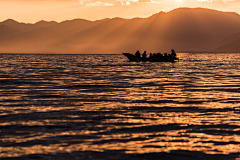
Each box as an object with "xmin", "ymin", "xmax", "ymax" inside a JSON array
[{"xmin": 1, "ymin": 53, "xmax": 240, "ymax": 159}]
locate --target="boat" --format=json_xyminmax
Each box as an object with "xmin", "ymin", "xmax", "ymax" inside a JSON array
[{"xmin": 122, "ymin": 52, "xmax": 179, "ymax": 62}]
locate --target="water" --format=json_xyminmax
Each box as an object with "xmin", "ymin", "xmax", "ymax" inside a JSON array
[{"xmin": 1, "ymin": 53, "xmax": 240, "ymax": 159}]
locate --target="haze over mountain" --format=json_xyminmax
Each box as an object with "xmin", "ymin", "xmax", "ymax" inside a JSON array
[{"xmin": 0, "ymin": 8, "xmax": 240, "ymax": 54}]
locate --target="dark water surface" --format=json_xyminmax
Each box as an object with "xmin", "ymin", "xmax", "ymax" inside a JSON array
[{"xmin": 1, "ymin": 53, "xmax": 240, "ymax": 159}]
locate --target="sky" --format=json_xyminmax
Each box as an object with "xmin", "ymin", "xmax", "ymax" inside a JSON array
[{"xmin": 0, "ymin": 0, "xmax": 240, "ymax": 23}]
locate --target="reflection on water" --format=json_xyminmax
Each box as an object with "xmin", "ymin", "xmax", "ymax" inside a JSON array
[{"xmin": 1, "ymin": 53, "xmax": 240, "ymax": 159}]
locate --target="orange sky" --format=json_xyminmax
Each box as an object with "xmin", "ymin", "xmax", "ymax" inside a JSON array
[{"xmin": 0, "ymin": 0, "xmax": 240, "ymax": 23}]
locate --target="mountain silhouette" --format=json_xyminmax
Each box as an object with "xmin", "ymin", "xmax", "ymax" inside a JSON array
[{"xmin": 0, "ymin": 8, "xmax": 240, "ymax": 53}]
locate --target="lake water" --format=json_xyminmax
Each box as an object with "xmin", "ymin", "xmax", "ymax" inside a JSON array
[{"xmin": 1, "ymin": 53, "xmax": 240, "ymax": 159}]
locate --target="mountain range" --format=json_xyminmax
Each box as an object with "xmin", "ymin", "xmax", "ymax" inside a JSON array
[{"xmin": 0, "ymin": 8, "xmax": 240, "ymax": 54}]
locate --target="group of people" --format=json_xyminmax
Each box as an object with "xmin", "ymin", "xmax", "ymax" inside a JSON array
[{"xmin": 135, "ymin": 49, "xmax": 176, "ymax": 59}]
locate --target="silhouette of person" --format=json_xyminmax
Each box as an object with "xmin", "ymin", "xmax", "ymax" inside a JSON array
[
  {"xmin": 149, "ymin": 53, "xmax": 153, "ymax": 58},
  {"xmin": 135, "ymin": 50, "xmax": 141, "ymax": 58},
  {"xmin": 171, "ymin": 49, "xmax": 176, "ymax": 57},
  {"xmin": 142, "ymin": 51, "xmax": 147, "ymax": 59},
  {"xmin": 156, "ymin": 53, "xmax": 163, "ymax": 57},
  {"xmin": 153, "ymin": 53, "xmax": 156, "ymax": 58}
]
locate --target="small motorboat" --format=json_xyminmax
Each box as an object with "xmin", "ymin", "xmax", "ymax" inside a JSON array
[{"xmin": 122, "ymin": 52, "xmax": 179, "ymax": 62}]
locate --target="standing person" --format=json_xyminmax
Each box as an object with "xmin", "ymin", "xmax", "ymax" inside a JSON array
[
  {"xmin": 171, "ymin": 49, "xmax": 176, "ymax": 57},
  {"xmin": 142, "ymin": 51, "xmax": 147, "ymax": 59}
]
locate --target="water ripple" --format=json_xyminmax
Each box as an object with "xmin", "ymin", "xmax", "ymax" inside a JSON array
[{"xmin": 1, "ymin": 53, "xmax": 240, "ymax": 159}]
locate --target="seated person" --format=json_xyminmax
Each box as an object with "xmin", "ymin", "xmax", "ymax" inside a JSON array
[
  {"xmin": 153, "ymin": 53, "xmax": 156, "ymax": 58},
  {"xmin": 149, "ymin": 53, "xmax": 153, "ymax": 58},
  {"xmin": 156, "ymin": 53, "xmax": 163, "ymax": 57},
  {"xmin": 135, "ymin": 50, "xmax": 141, "ymax": 58}
]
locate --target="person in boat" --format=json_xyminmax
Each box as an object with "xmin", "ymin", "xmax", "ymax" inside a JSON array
[
  {"xmin": 164, "ymin": 53, "xmax": 168, "ymax": 57},
  {"xmin": 149, "ymin": 53, "xmax": 153, "ymax": 58},
  {"xmin": 171, "ymin": 49, "xmax": 176, "ymax": 58},
  {"xmin": 153, "ymin": 53, "xmax": 156, "ymax": 58},
  {"xmin": 142, "ymin": 51, "xmax": 147, "ymax": 59},
  {"xmin": 156, "ymin": 53, "xmax": 163, "ymax": 58},
  {"xmin": 135, "ymin": 50, "xmax": 141, "ymax": 58}
]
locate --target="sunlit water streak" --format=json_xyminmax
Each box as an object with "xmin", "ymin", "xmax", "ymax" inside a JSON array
[{"xmin": 1, "ymin": 53, "xmax": 240, "ymax": 159}]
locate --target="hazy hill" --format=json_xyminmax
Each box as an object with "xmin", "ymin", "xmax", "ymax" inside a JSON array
[
  {"xmin": 215, "ymin": 39, "xmax": 240, "ymax": 53},
  {"xmin": 0, "ymin": 19, "xmax": 58, "ymax": 32},
  {"xmin": 0, "ymin": 8, "xmax": 240, "ymax": 53},
  {"xmin": 0, "ymin": 24, "xmax": 19, "ymax": 41},
  {"xmin": 215, "ymin": 33, "xmax": 240, "ymax": 52}
]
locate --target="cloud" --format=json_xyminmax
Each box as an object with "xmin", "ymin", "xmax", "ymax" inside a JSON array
[
  {"xmin": 138, "ymin": 0, "xmax": 152, "ymax": 2},
  {"xmin": 197, "ymin": 0, "xmax": 235, "ymax": 2},
  {"xmin": 77, "ymin": 0, "xmax": 240, "ymax": 7},
  {"xmin": 116, "ymin": 0, "xmax": 132, "ymax": 6},
  {"xmin": 78, "ymin": 0, "xmax": 114, "ymax": 6},
  {"xmin": 86, "ymin": 1, "xmax": 114, "ymax": 6},
  {"xmin": 138, "ymin": 0, "xmax": 162, "ymax": 3},
  {"xmin": 78, "ymin": 0, "xmax": 90, "ymax": 5}
]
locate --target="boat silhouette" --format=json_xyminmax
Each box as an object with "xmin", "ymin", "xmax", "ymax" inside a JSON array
[{"xmin": 122, "ymin": 52, "xmax": 179, "ymax": 62}]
